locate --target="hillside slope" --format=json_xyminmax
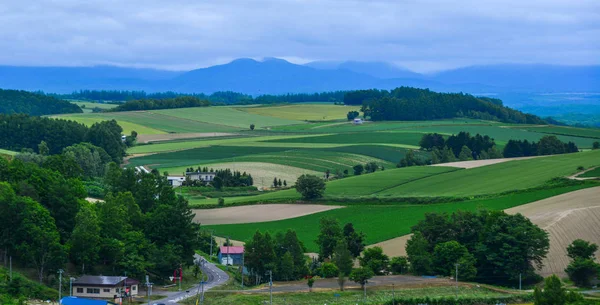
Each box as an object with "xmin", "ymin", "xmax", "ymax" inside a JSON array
[{"xmin": 0, "ymin": 89, "xmax": 82, "ymax": 115}]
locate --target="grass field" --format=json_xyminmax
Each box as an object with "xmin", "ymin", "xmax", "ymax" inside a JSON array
[
  {"xmin": 151, "ymin": 106, "xmax": 303, "ymax": 129},
  {"xmin": 242, "ymin": 104, "xmax": 361, "ymax": 121},
  {"xmin": 270, "ymin": 119, "xmax": 494, "ymax": 133},
  {"xmin": 0, "ymin": 148, "xmax": 17, "ymax": 156},
  {"xmin": 517, "ymin": 125, "xmax": 600, "ymax": 139},
  {"xmin": 205, "ymin": 185, "xmax": 593, "ymax": 252},
  {"xmin": 578, "ymin": 167, "xmax": 600, "ymax": 178},
  {"xmin": 53, "ymin": 115, "xmax": 167, "ymax": 135},
  {"xmin": 265, "ymin": 131, "xmax": 425, "ymax": 147},
  {"xmin": 378, "ymin": 150, "xmax": 600, "ymax": 197}
]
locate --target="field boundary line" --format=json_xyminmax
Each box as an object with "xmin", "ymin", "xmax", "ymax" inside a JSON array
[{"xmin": 369, "ymin": 168, "xmax": 462, "ymax": 195}]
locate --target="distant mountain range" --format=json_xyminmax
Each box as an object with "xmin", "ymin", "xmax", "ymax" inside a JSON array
[{"xmin": 0, "ymin": 58, "xmax": 598, "ymax": 95}]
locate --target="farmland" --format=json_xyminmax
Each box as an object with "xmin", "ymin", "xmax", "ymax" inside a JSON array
[
  {"xmin": 70, "ymin": 101, "xmax": 118, "ymax": 112},
  {"xmin": 578, "ymin": 167, "xmax": 600, "ymax": 178},
  {"xmin": 242, "ymin": 104, "xmax": 361, "ymax": 121},
  {"xmin": 203, "ymin": 184, "xmax": 594, "ymax": 252}
]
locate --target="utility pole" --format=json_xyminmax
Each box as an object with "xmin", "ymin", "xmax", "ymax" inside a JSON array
[
  {"xmin": 269, "ymin": 270, "xmax": 273, "ymax": 305},
  {"xmin": 455, "ymin": 264, "xmax": 459, "ymax": 299},
  {"xmin": 241, "ymin": 250, "xmax": 245, "ymax": 289},
  {"xmin": 201, "ymin": 274, "xmax": 207, "ymax": 305},
  {"xmin": 519, "ymin": 273, "xmax": 522, "ymax": 291},
  {"xmin": 70, "ymin": 277, "xmax": 75, "ymax": 297},
  {"xmin": 227, "ymin": 236, "xmax": 231, "ymax": 271},
  {"xmin": 210, "ymin": 231, "xmax": 214, "ymax": 259},
  {"xmin": 145, "ymin": 275, "xmax": 152, "ymax": 305},
  {"xmin": 179, "ymin": 265, "xmax": 183, "ymax": 291},
  {"xmin": 58, "ymin": 269, "xmax": 64, "ymax": 302}
]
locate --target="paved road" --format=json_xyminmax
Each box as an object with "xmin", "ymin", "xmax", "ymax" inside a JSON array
[{"xmin": 152, "ymin": 254, "xmax": 229, "ymax": 305}]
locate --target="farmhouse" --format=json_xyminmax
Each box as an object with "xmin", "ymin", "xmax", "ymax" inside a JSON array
[
  {"xmin": 218, "ymin": 246, "xmax": 244, "ymax": 265},
  {"xmin": 185, "ymin": 171, "xmax": 216, "ymax": 182},
  {"xmin": 72, "ymin": 276, "xmax": 139, "ymax": 299},
  {"xmin": 167, "ymin": 176, "xmax": 185, "ymax": 187}
]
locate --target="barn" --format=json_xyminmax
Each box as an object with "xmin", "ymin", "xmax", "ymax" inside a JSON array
[{"xmin": 218, "ymin": 246, "xmax": 244, "ymax": 265}]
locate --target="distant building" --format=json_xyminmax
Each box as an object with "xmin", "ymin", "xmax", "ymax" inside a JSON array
[
  {"xmin": 218, "ymin": 246, "xmax": 244, "ymax": 265},
  {"xmin": 167, "ymin": 176, "xmax": 185, "ymax": 187},
  {"xmin": 120, "ymin": 135, "xmax": 127, "ymax": 142},
  {"xmin": 353, "ymin": 118, "xmax": 363, "ymax": 125},
  {"xmin": 72, "ymin": 276, "xmax": 139, "ymax": 299},
  {"xmin": 185, "ymin": 171, "xmax": 216, "ymax": 182}
]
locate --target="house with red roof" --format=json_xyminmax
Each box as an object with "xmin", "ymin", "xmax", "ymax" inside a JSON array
[{"xmin": 218, "ymin": 246, "xmax": 244, "ymax": 265}]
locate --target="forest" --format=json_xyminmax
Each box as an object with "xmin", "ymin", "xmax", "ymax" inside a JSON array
[
  {"xmin": 0, "ymin": 114, "xmax": 127, "ymax": 162},
  {"xmin": 110, "ymin": 96, "xmax": 211, "ymax": 112},
  {"xmin": 345, "ymin": 87, "xmax": 546, "ymax": 124},
  {"xmin": 0, "ymin": 89, "xmax": 82, "ymax": 116}
]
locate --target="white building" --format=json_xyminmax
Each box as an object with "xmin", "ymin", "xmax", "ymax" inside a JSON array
[
  {"xmin": 353, "ymin": 118, "xmax": 363, "ymax": 125},
  {"xmin": 185, "ymin": 171, "xmax": 216, "ymax": 182},
  {"xmin": 167, "ymin": 176, "xmax": 185, "ymax": 187}
]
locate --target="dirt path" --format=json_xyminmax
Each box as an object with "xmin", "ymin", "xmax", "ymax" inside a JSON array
[
  {"xmin": 568, "ymin": 166, "xmax": 599, "ymax": 180},
  {"xmin": 506, "ymin": 186, "xmax": 600, "ymax": 277},
  {"xmin": 431, "ymin": 156, "xmax": 543, "ymax": 169},
  {"xmin": 193, "ymin": 204, "xmax": 343, "ymax": 225}
]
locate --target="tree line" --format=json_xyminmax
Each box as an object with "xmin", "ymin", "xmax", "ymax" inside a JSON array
[
  {"xmin": 0, "ymin": 89, "xmax": 82, "ymax": 116},
  {"xmin": 503, "ymin": 136, "xmax": 579, "ymax": 157},
  {"xmin": 344, "ymin": 87, "xmax": 547, "ymax": 124},
  {"xmin": 0, "ymin": 114, "xmax": 128, "ymax": 163},
  {"xmin": 110, "ymin": 96, "xmax": 210, "ymax": 112},
  {"xmin": 51, "ymin": 89, "xmax": 346, "ymax": 105}
]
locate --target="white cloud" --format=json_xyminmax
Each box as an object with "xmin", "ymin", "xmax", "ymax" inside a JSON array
[{"xmin": 0, "ymin": 0, "xmax": 597, "ymax": 72}]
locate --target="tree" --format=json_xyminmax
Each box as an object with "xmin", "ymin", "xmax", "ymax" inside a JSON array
[
  {"xmin": 534, "ymin": 275, "xmax": 566, "ymax": 305},
  {"xmin": 359, "ymin": 247, "xmax": 389, "ymax": 275},
  {"xmin": 273, "ymin": 177, "xmax": 278, "ymax": 188},
  {"xmin": 349, "ymin": 267, "xmax": 374, "ymax": 289},
  {"xmin": 250, "ymin": 124, "xmax": 255, "ymax": 131},
  {"xmin": 278, "ymin": 179, "xmax": 282, "ymax": 187},
  {"xmin": 565, "ymin": 258, "xmax": 600, "ymax": 287},
  {"xmin": 343, "ymin": 223, "xmax": 365, "ymax": 258},
  {"xmin": 337, "ymin": 272, "xmax": 347, "ymax": 291},
  {"xmin": 283, "ymin": 180, "xmax": 287, "ymax": 187},
  {"xmin": 307, "ymin": 278, "xmax": 315, "ymax": 292},
  {"xmin": 565, "ymin": 239, "xmax": 600, "ymax": 287},
  {"xmin": 332, "ymin": 239, "xmax": 353, "ymax": 276},
  {"xmin": 37, "ymin": 141, "xmax": 49, "ymax": 156},
  {"xmin": 68, "ymin": 204, "xmax": 101, "ymax": 274},
  {"xmin": 458, "ymin": 145, "xmax": 473, "ymax": 161},
  {"xmin": 279, "ymin": 252, "xmax": 294, "ymax": 281},
  {"xmin": 406, "ymin": 232, "xmax": 432, "ymax": 275},
  {"xmin": 320, "ymin": 262, "xmax": 339, "ymax": 278},
  {"xmin": 593, "ymin": 141, "xmax": 600, "ymax": 150},
  {"xmin": 390, "ymin": 257, "xmax": 408, "ymax": 274},
  {"xmin": 432, "ymin": 241, "xmax": 472, "ymax": 277},
  {"xmin": 15, "ymin": 197, "xmax": 65, "ymax": 283},
  {"xmin": 347, "ymin": 111, "xmax": 359, "ymax": 121},
  {"xmin": 212, "ymin": 176, "xmax": 223, "ymax": 190},
  {"xmin": 316, "ymin": 218, "xmax": 342, "ymax": 261},
  {"xmin": 295, "ymin": 174, "xmax": 326, "ymax": 200},
  {"xmin": 353, "ymin": 164, "xmax": 364, "ymax": 175},
  {"xmin": 567, "ymin": 239, "xmax": 598, "ymax": 260}
]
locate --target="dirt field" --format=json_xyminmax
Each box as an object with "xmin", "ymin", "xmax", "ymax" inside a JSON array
[
  {"xmin": 367, "ymin": 234, "xmax": 412, "ymax": 258},
  {"xmin": 431, "ymin": 156, "xmax": 542, "ymax": 169},
  {"xmin": 190, "ymin": 162, "xmax": 322, "ymax": 188},
  {"xmin": 506, "ymin": 186, "xmax": 600, "ymax": 277},
  {"xmin": 193, "ymin": 204, "xmax": 343, "ymax": 225},
  {"xmin": 136, "ymin": 132, "xmax": 236, "ymax": 143}
]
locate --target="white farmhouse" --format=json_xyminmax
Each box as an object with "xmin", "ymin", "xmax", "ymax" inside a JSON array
[{"xmin": 185, "ymin": 171, "xmax": 216, "ymax": 182}]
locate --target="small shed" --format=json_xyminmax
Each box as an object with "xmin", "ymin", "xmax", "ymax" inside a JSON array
[
  {"xmin": 167, "ymin": 176, "xmax": 185, "ymax": 187},
  {"xmin": 218, "ymin": 246, "xmax": 244, "ymax": 265},
  {"xmin": 353, "ymin": 118, "xmax": 363, "ymax": 125}
]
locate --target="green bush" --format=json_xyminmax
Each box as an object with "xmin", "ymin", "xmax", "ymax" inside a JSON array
[
  {"xmin": 319, "ymin": 262, "xmax": 339, "ymax": 278},
  {"xmin": 382, "ymin": 294, "xmax": 533, "ymax": 305}
]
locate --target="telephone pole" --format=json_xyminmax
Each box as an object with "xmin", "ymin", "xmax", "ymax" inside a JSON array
[
  {"xmin": 209, "ymin": 230, "xmax": 214, "ymax": 259},
  {"xmin": 519, "ymin": 273, "xmax": 522, "ymax": 291},
  {"xmin": 241, "ymin": 250, "xmax": 245, "ymax": 289},
  {"xmin": 454, "ymin": 264, "xmax": 459, "ymax": 298},
  {"xmin": 58, "ymin": 269, "xmax": 64, "ymax": 302},
  {"xmin": 269, "ymin": 270, "xmax": 273, "ymax": 305}
]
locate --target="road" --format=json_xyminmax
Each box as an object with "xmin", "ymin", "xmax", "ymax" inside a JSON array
[{"xmin": 152, "ymin": 254, "xmax": 229, "ymax": 305}]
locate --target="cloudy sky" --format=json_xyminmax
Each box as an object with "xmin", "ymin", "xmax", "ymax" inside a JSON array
[{"xmin": 0, "ymin": 0, "xmax": 598, "ymax": 72}]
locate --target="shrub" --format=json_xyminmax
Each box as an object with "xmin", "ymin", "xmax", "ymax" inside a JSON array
[
  {"xmin": 218, "ymin": 197, "xmax": 225, "ymax": 206},
  {"xmin": 319, "ymin": 263, "xmax": 339, "ymax": 278}
]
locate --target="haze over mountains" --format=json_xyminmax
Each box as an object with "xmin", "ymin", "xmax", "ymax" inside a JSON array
[{"xmin": 0, "ymin": 58, "xmax": 598, "ymax": 95}]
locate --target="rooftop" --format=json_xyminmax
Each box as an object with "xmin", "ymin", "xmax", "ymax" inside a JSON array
[
  {"xmin": 219, "ymin": 246, "xmax": 244, "ymax": 254},
  {"xmin": 185, "ymin": 171, "xmax": 216, "ymax": 175},
  {"xmin": 73, "ymin": 275, "xmax": 139, "ymax": 286}
]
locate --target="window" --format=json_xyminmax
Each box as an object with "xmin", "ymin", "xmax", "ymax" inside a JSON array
[
  {"xmin": 132, "ymin": 286, "xmax": 136, "ymax": 291},
  {"xmin": 87, "ymin": 288, "xmax": 100, "ymax": 294},
  {"xmin": 103, "ymin": 289, "xmax": 111, "ymax": 293},
  {"xmin": 76, "ymin": 288, "xmax": 83, "ymax": 293}
]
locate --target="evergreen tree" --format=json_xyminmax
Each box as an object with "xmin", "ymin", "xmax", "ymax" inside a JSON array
[
  {"xmin": 68, "ymin": 204, "xmax": 101, "ymax": 274},
  {"xmin": 332, "ymin": 239, "xmax": 353, "ymax": 276},
  {"xmin": 316, "ymin": 218, "xmax": 343, "ymax": 261},
  {"xmin": 458, "ymin": 145, "xmax": 473, "ymax": 161}
]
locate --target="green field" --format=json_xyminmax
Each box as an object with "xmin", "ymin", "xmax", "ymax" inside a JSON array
[
  {"xmin": 242, "ymin": 104, "xmax": 361, "ymax": 121},
  {"xmin": 151, "ymin": 107, "xmax": 303, "ymax": 129},
  {"xmin": 205, "ymin": 184, "xmax": 593, "ymax": 252},
  {"xmin": 518, "ymin": 125, "xmax": 600, "ymax": 139},
  {"xmin": 578, "ymin": 167, "xmax": 600, "ymax": 178},
  {"xmin": 53, "ymin": 115, "xmax": 166, "ymax": 135},
  {"xmin": 270, "ymin": 119, "xmax": 493, "ymax": 133},
  {"xmin": 264, "ymin": 131, "xmax": 424, "ymax": 147},
  {"xmin": 0, "ymin": 148, "xmax": 17, "ymax": 156}
]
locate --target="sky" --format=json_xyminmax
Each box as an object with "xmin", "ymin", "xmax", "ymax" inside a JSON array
[{"xmin": 0, "ymin": 0, "xmax": 598, "ymax": 73}]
